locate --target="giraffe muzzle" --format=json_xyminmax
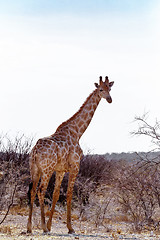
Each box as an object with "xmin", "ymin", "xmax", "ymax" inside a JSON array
[{"xmin": 106, "ymin": 96, "xmax": 112, "ymax": 103}]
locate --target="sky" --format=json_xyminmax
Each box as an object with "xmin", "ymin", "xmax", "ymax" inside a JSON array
[{"xmin": 0, "ymin": 0, "xmax": 160, "ymax": 154}]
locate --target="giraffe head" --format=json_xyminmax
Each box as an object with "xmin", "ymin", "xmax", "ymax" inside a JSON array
[{"xmin": 94, "ymin": 76, "xmax": 114, "ymax": 103}]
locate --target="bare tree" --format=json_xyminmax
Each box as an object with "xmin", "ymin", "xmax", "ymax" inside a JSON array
[
  {"xmin": 114, "ymin": 113, "xmax": 160, "ymax": 231},
  {"xmin": 133, "ymin": 113, "xmax": 160, "ymax": 142},
  {"xmin": 132, "ymin": 113, "xmax": 160, "ymax": 171}
]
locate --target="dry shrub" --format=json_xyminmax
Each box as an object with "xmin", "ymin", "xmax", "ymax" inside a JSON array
[
  {"xmin": 115, "ymin": 162, "xmax": 160, "ymax": 231},
  {"xmin": 75, "ymin": 154, "xmax": 115, "ymax": 203},
  {"xmin": 0, "ymin": 134, "xmax": 33, "ymax": 225},
  {"xmin": 112, "ymin": 215, "xmax": 130, "ymax": 223}
]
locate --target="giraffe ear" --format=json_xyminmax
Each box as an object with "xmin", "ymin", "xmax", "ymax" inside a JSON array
[
  {"xmin": 109, "ymin": 81, "xmax": 114, "ymax": 87},
  {"xmin": 94, "ymin": 83, "xmax": 99, "ymax": 88}
]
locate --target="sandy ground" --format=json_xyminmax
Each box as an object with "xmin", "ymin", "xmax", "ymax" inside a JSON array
[{"xmin": 0, "ymin": 206, "xmax": 160, "ymax": 240}]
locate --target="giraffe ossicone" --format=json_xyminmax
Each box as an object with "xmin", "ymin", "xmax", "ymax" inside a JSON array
[{"xmin": 27, "ymin": 76, "xmax": 114, "ymax": 234}]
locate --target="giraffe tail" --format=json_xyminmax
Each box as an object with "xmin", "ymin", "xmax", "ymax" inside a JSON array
[
  {"xmin": 27, "ymin": 148, "xmax": 37, "ymax": 206},
  {"xmin": 27, "ymin": 146, "xmax": 40, "ymax": 206},
  {"xmin": 28, "ymin": 182, "xmax": 33, "ymax": 206}
]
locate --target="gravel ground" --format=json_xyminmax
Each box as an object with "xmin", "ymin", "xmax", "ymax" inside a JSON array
[{"xmin": 0, "ymin": 208, "xmax": 160, "ymax": 240}]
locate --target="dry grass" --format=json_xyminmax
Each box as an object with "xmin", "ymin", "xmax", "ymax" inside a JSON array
[
  {"xmin": 0, "ymin": 225, "xmax": 12, "ymax": 234},
  {"xmin": 9, "ymin": 205, "xmax": 29, "ymax": 216}
]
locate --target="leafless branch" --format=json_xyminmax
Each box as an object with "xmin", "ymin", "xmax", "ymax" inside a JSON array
[{"xmin": 0, "ymin": 184, "xmax": 17, "ymax": 224}]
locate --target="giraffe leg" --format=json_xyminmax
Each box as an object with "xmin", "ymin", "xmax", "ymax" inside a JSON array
[
  {"xmin": 37, "ymin": 174, "xmax": 50, "ymax": 233},
  {"xmin": 67, "ymin": 173, "xmax": 77, "ymax": 234},
  {"xmin": 27, "ymin": 175, "xmax": 40, "ymax": 233},
  {"xmin": 47, "ymin": 171, "xmax": 65, "ymax": 232}
]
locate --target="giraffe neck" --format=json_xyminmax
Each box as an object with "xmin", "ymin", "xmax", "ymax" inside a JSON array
[{"xmin": 56, "ymin": 89, "xmax": 101, "ymax": 140}]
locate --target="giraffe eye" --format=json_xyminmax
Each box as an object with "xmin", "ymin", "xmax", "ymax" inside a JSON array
[{"xmin": 100, "ymin": 89, "xmax": 103, "ymax": 92}]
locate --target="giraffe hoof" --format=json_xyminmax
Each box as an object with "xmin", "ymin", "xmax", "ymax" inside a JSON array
[
  {"xmin": 23, "ymin": 231, "xmax": 31, "ymax": 235},
  {"xmin": 42, "ymin": 226, "xmax": 50, "ymax": 234},
  {"xmin": 43, "ymin": 228, "xmax": 51, "ymax": 235},
  {"xmin": 47, "ymin": 221, "xmax": 51, "ymax": 232},
  {"xmin": 43, "ymin": 231, "xmax": 51, "ymax": 235},
  {"xmin": 27, "ymin": 229, "xmax": 32, "ymax": 234},
  {"xmin": 68, "ymin": 229, "xmax": 75, "ymax": 234}
]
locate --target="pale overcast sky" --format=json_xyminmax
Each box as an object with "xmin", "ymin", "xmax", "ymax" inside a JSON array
[{"xmin": 0, "ymin": 0, "xmax": 160, "ymax": 154}]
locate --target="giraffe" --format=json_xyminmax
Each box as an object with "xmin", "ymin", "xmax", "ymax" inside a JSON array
[{"xmin": 27, "ymin": 76, "xmax": 114, "ymax": 234}]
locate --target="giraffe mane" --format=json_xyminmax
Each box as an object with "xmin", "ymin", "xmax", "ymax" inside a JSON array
[{"xmin": 55, "ymin": 89, "xmax": 97, "ymax": 132}]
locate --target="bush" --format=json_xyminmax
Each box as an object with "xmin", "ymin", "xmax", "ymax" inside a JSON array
[
  {"xmin": 115, "ymin": 163, "xmax": 160, "ymax": 231},
  {"xmin": 0, "ymin": 134, "xmax": 33, "ymax": 211}
]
